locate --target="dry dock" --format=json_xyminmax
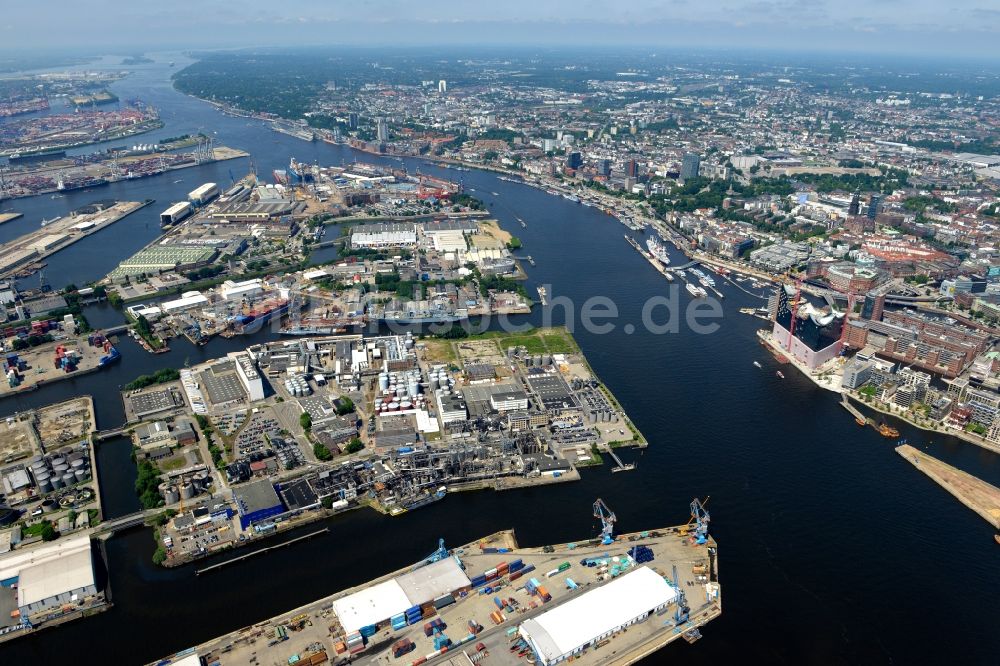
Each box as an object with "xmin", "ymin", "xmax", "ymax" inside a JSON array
[
  {"xmin": 150, "ymin": 521, "xmax": 720, "ymax": 666},
  {"xmin": 896, "ymin": 444, "xmax": 1000, "ymax": 529}
]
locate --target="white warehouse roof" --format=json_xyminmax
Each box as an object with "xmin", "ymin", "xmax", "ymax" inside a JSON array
[
  {"xmin": 15, "ymin": 539, "xmax": 95, "ymax": 608},
  {"xmin": 332, "ymin": 579, "xmax": 411, "ymax": 634},
  {"xmin": 519, "ymin": 566, "xmax": 677, "ymax": 665},
  {"xmin": 395, "ymin": 557, "xmax": 470, "ymax": 605}
]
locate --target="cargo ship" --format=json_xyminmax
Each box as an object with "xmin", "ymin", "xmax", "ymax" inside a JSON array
[
  {"xmin": 227, "ymin": 299, "xmax": 290, "ymax": 335},
  {"xmin": 686, "ymin": 283, "xmax": 707, "ymax": 298},
  {"xmin": 380, "ymin": 308, "xmax": 468, "ymax": 325},
  {"xmin": 98, "ymin": 346, "xmax": 121, "ymax": 367},
  {"xmin": 279, "ymin": 318, "xmax": 350, "ymax": 336},
  {"xmin": 390, "ymin": 486, "xmax": 448, "ymax": 515},
  {"xmin": 646, "ymin": 235, "xmax": 671, "ymax": 266}
]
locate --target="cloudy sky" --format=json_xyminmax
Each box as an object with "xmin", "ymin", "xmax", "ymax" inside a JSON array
[{"xmin": 3, "ymin": 0, "xmax": 999, "ymax": 58}]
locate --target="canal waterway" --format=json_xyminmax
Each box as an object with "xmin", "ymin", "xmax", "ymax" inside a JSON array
[{"xmin": 1, "ymin": 53, "xmax": 999, "ymax": 665}]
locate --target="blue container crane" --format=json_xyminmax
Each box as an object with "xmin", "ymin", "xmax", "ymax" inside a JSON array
[
  {"xmin": 593, "ymin": 498, "xmax": 616, "ymax": 545},
  {"xmin": 690, "ymin": 498, "xmax": 710, "ymax": 545}
]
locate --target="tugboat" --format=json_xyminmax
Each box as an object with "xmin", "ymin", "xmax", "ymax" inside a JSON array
[{"xmin": 878, "ymin": 423, "xmax": 900, "ymax": 438}]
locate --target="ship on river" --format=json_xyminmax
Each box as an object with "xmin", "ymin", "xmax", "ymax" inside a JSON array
[{"xmin": 646, "ymin": 235, "xmax": 671, "ymax": 265}]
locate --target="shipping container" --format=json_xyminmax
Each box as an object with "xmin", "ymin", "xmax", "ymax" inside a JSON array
[
  {"xmin": 493, "ymin": 596, "xmax": 504, "ymax": 610},
  {"xmin": 393, "ymin": 639, "xmax": 415, "ymax": 658},
  {"xmin": 432, "ymin": 594, "xmax": 454, "ymax": 609}
]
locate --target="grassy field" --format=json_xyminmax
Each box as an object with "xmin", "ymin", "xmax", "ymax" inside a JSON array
[{"xmin": 422, "ymin": 326, "xmax": 580, "ymax": 362}]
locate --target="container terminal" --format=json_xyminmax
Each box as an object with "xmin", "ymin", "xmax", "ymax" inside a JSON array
[
  {"xmin": 0, "ymin": 200, "xmax": 153, "ymax": 279},
  {"xmin": 149, "ymin": 499, "xmax": 720, "ymax": 666}
]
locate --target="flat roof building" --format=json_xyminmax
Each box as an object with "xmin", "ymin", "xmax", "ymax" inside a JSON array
[
  {"xmin": 234, "ymin": 479, "xmax": 284, "ymax": 530},
  {"xmin": 519, "ymin": 566, "xmax": 677, "ymax": 666}
]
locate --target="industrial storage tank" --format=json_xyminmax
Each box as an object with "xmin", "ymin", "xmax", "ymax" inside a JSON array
[
  {"xmin": 50, "ymin": 475, "xmax": 64, "ymax": 490},
  {"xmin": 379, "ymin": 373, "xmax": 390, "ymax": 391},
  {"xmin": 70, "ymin": 458, "xmax": 85, "ymax": 470},
  {"xmin": 193, "ymin": 471, "xmax": 211, "ymax": 490},
  {"xmin": 73, "ymin": 468, "xmax": 87, "ymax": 483},
  {"xmin": 407, "ymin": 378, "xmax": 420, "ymax": 396},
  {"xmin": 180, "ymin": 482, "xmax": 195, "ymax": 500},
  {"xmin": 36, "ymin": 477, "xmax": 53, "ymax": 494},
  {"xmin": 164, "ymin": 485, "xmax": 180, "ymax": 505},
  {"xmin": 62, "ymin": 473, "xmax": 76, "ymax": 487}
]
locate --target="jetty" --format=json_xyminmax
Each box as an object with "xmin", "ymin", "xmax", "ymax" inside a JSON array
[{"xmin": 896, "ymin": 443, "xmax": 1000, "ymax": 529}]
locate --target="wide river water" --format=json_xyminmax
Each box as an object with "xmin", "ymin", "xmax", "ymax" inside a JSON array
[{"xmin": 1, "ymin": 54, "xmax": 999, "ymax": 665}]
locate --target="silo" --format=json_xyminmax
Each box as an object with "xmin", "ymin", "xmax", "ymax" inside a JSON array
[
  {"xmin": 181, "ymin": 482, "xmax": 195, "ymax": 500},
  {"xmin": 164, "ymin": 485, "xmax": 180, "ymax": 505}
]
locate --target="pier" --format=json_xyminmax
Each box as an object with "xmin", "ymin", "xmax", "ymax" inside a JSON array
[
  {"xmin": 0, "ymin": 200, "xmax": 154, "ymax": 279},
  {"xmin": 896, "ymin": 444, "xmax": 1000, "ymax": 530},
  {"xmin": 624, "ymin": 234, "xmax": 674, "ymax": 282},
  {"xmin": 195, "ymin": 529, "xmax": 330, "ymax": 575},
  {"xmin": 605, "ymin": 446, "xmax": 636, "ymax": 473}
]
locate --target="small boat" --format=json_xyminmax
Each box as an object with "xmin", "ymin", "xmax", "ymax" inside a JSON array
[
  {"xmin": 995, "ymin": 534, "xmax": 1000, "ymax": 546},
  {"xmin": 776, "ymin": 371, "xmax": 785, "ymax": 379},
  {"xmin": 753, "ymin": 361, "xmax": 761, "ymax": 368},
  {"xmin": 856, "ymin": 417, "xmax": 867, "ymax": 426}
]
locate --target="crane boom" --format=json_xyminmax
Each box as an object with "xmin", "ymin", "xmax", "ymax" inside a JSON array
[{"xmin": 593, "ymin": 498, "xmax": 617, "ymax": 545}]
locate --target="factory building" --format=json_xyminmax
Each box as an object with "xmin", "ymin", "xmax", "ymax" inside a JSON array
[
  {"xmin": 188, "ymin": 182, "xmax": 220, "ymax": 205},
  {"xmin": 160, "ymin": 201, "xmax": 193, "ymax": 226},
  {"xmin": 232, "ymin": 352, "xmax": 265, "ymax": 402},
  {"xmin": 519, "ymin": 566, "xmax": 677, "ymax": 666},
  {"xmin": 161, "ymin": 291, "xmax": 209, "ymax": 314},
  {"xmin": 220, "ymin": 278, "xmax": 263, "ymax": 301},
  {"xmin": 350, "ymin": 223, "xmax": 417, "ymax": 249},
  {"xmin": 0, "ymin": 535, "xmax": 98, "ymax": 624},
  {"xmin": 234, "ymin": 479, "xmax": 284, "ymax": 530},
  {"xmin": 490, "ymin": 389, "xmax": 530, "ymax": 412}
]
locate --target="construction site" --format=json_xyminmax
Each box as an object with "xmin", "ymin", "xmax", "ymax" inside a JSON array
[
  {"xmin": 896, "ymin": 443, "xmax": 1000, "ymax": 533},
  {"xmin": 149, "ymin": 499, "xmax": 720, "ymax": 666}
]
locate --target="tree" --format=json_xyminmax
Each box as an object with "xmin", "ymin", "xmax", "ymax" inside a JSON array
[
  {"xmin": 313, "ymin": 441, "xmax": 332, "ymax": 461},
  {"xmin": 345, "ymin": 438, "xmax": 364, "ymax": 454},
  {"xmin": 152, "ymin": 547, "xmax": 167, "ymax": 565},
  {"xmin": 300, "ymin": 411, "xmax": 312, "ymax": 431},
  {"xmin": 336, "ymin": 397, "xmax": 355, "ymax": 416},
  {"xmin": 40, "ymin": 521, "xmax": 58, "ymax": 541}
]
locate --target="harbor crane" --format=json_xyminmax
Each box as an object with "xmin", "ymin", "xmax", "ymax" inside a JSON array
[
  {"xmin": 689, "ymin": 497, "xmax": 711, "ymax": 545},
  {"xmin": 671, "ymin": 564, "xmax": 690, "ymax": 625},
  {"xmin": 593, "ymin": 498, "xmax": 617, "ymax": 545}
]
